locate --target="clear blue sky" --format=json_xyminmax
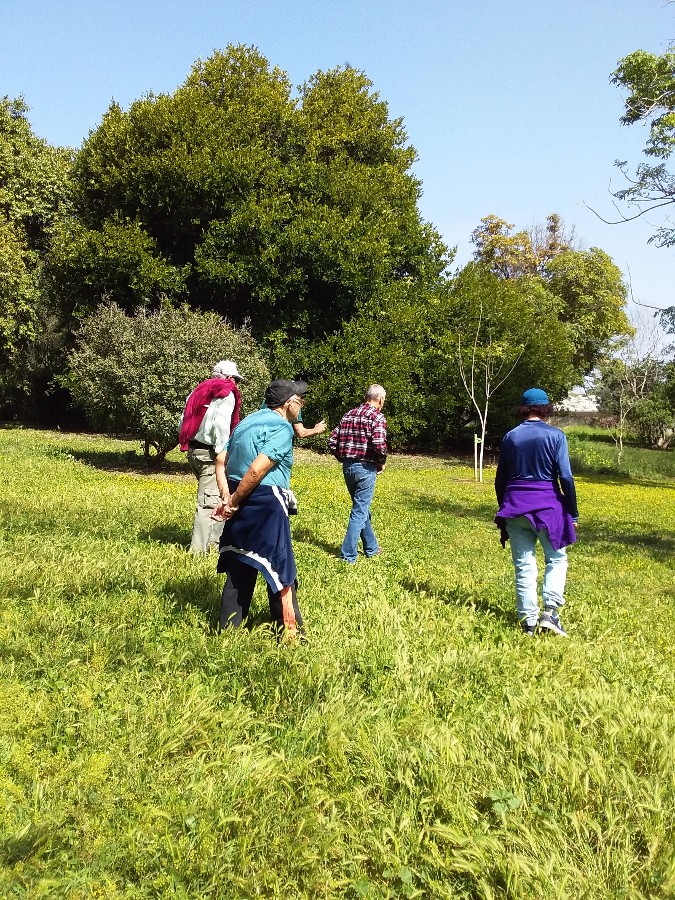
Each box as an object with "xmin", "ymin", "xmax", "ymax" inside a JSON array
[{"xmin": 2, "ymin": 0, "xmax": 674, "ymax": 315}]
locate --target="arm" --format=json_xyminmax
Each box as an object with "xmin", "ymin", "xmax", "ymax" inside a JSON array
[
  {"xmin": 293, "ymin": 419, "xmax": 327, "ymax": 439},
  {"xmin": 213, "ymin": 394, "xmax": 236, "ymax": 453},
  {"xmin": 371, "ymin": 415, "xmax": 388, "ymax": 466},
  {"xmin": 215, "ymin": 451, "xmax": 230, "ymax": 501},
  {"xmin": 327, "ymin": 425, "xmax": 340, "ymax": 458},
  {"xmin": 494, "ymin": 458, "xmax": 506, "ymax": 506},
  {"xmin": 555, "ymin": 435, "xmax": 579, "ymax": 520},
  {"xmin": 494, "ymin": 438, "xmax": 509, "ymax": 506}
]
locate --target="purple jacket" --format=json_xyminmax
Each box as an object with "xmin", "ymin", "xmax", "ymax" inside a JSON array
[{"xmin": 495, "ymin": 480, "xmax": 577, "ymax": 551}]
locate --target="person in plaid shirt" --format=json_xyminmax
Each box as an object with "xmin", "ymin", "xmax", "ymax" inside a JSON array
[{"xmin": 328, "ymin": 385, "xmax": 387, "ymax": 563}]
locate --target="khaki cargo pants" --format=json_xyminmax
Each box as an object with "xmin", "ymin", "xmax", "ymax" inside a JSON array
[{"xmin": 187, "ymin": 444, "xmax": 224, "ymax": 553}]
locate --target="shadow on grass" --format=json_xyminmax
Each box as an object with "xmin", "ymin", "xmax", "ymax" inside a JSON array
[
  {"xmin": 162, "ymin": 572, "xmax": 277, "ymax": 633},
  {"xmin": 292, "ymin": 525, "xmax": 340, "ymax": 557},
  {"xmin": 141, "ymin": 524, "xmax": 191, "ymax": 549},
  {"xmin": 64, "ymin": 447, "xmax": 190, "ymax": 477},
  {"xmin": 571, "ymin": 466, "xmax": 675, "ymax": 487},
  {"xmin": 398, "ymin": 490, "xmax": 497, "ymax": 520},
  {"xmin": 582, "ymin": 523, "xmax": 675, "ymax": 562},
  {"xmin": 0, "ymin": 822, "xmax": 58, "ymax": 866},
  {"xmin": 568, "ymin": 430, "xmax": 618, "ymax": 445},
  {"xmin": 401, "ymin": 577, "xmax": 515, "ymax": 626},
  {"xmin": 163, "ymin": 572, "xmax": 219, "ymax": 621}
]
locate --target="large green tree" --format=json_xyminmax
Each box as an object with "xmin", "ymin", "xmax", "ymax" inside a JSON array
[
  {"xmin": 545, "ymin": 246, "xmax": 631, "ymax": 374},
  {"xmin": 471, "ymin": 214, "xmax": 631, "ymax": 378},
  {"xmin": 49, "ymin": 46, "xmax": 450, "ymax": 343},
  {"xmin": 285, "ymin": 278, "xmax": 447, "ymax": 447},
  {"xmin": 611, "ymin": 47, "xmax": 675, "ymax": 247},
  {"xmin": 0, "ymin": 96, "xmax": 72, "ymax": 403},
  {"xmin": 294, "ymin": 262, "xmax": 579, "ymax": 451},
  {"xmin": 426, "ymin": 263, "xmax": 577, "ymax": 443}
]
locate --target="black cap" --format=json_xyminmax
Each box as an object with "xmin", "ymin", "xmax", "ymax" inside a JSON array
[{"xmin": 264, "ymin": 379, "xmax": 308, "ymax": 408}]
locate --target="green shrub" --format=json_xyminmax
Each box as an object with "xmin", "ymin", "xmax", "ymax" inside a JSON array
[
  {"xmin": 629, "ymin": 397, "xmax": 675, "ymax": 448},
  {"xmin": 64, "ymin": 302, "xmax": 269, "ymax": 460}
]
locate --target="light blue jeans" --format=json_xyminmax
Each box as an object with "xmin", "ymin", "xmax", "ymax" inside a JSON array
[
  {"xmin": 506, "ymin": 516, "xmax": 567, "ymax": 627},
  {"xmin": 340, "ymin": 460, "xmax": 380, "ymax": 562}
]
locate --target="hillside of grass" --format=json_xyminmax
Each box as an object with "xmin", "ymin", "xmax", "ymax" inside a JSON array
[
  {"xmin": 0, "ymin": 427, "xmax": 673, "ymax": 899},
  {"xmin": 566, "ymin": 425, "xmax": 675, "ymax": 482}
]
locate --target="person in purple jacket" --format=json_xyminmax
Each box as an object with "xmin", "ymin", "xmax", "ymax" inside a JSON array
[{"xmin": 495, "ymin": 388, "xmax": 579, "ymax": 637}]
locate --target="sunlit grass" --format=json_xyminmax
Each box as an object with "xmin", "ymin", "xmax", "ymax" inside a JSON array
[
  {"xmin": 566, "ymin": 425, "xmax": 675, "ymax": 482},
  {"xmin": 0, "ymin": 427, "xmax": 674, "ymax": 898}
]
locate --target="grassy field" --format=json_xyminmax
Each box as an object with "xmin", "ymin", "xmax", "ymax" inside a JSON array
[
  {"xmin": 0, "ymin": 426, "xmax": 674, "ymax": 899},
  {"xmin": 566, "ymin": 425, "xmax": 675, "ymax": 482}
]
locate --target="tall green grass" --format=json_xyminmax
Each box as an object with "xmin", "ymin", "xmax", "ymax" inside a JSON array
[
  {"xmin": 566, "ymin": 425, "xmax": 675, "ymax": 482},
  {"xmin": 0, "ymin": 427, "xmax": 674, "ymax": 898}
]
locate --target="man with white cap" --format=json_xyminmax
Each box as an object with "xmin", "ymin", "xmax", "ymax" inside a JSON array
[{"xmin": 179, "ymin": 360, "xmax": 245, "ymax": 553}]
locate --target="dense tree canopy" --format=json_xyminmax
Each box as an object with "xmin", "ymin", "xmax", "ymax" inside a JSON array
[
  {"xmin": 288, "ymin": 261, "xmax": 582, "ymax": 449},
  {"xmin": 0, "ymin": 96, "xmax": 72, "ymax": 400},
  {"xmin": 471, "ymin": 214, "xmax": 631, "ymax": 378},
  {"xmin": 50, "ymin": 45, "xmax": 450, "ymax": 342},
  {"xmin": 470, "ymin": 213, "xmax": 576, "ymax": 279},
  {"xmin": 545, "ymin": 246, "xmax": 631, "ymax": 375},
  {"xmin": 0, "ymin": 57, "xmax": 637, "ymax": 451},
  {"xmin": 427, "ymin": 263, "xmax": 578, "ymax": 441},
  {"xmin": 611, "ymin": 47, "xmax": 675, "ymax": 247}
]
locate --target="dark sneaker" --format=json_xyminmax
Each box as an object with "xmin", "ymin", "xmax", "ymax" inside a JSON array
[
  {"xmin": 539, "ymin": 611, "xmax": 568, "ymax": 637},
  {"xmin": 520, "ymin": 621, "xmax": 537, "ymax": 637}
]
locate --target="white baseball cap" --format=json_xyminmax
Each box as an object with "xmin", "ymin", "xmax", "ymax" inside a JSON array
[{"xmin": 212, "ymin": 359, "xmax": 245, "ymax": 382}]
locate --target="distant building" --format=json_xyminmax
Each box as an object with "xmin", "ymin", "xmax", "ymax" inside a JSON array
[
  {"xmin": 555, "ymin": 388, "xmax": 599, "ymax": 414},
  {"xmin": 552, "ymin": 388, "xmax": 608, "ymax": 427}
]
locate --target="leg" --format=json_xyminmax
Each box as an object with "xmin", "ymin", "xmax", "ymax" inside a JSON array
[
  {"xmin": 188, "ymin": 446, "xmax": 224, "ymax": 553},
  {"xmin": 360, "ymin": 508, "xmax": 379, "ymax": 557},
  {"xmin": 539, "ymin": 529, "xmax": 568, "ymax": 612},
  {"xmin": 506, "ymin": 517, "xmax": 540, "ymax": 628},
  {"xmin": 219, "ymin": 557, "xmax": 258, "ymax": 629},
  {"xmin": 340, "ymin": 462, "xmax": 378, "ymax": 562},
  {"xmin": 267, "ymin": 580, "xmax": 303, "ymax": 636}
]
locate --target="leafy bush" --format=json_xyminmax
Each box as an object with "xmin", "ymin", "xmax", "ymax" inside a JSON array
[
  {"xmin": 629, "ymin": 397, "xmax": 674, "ymax": 448},
  {"xmin": 64, "ymin": 302, "xmax": 269, "ymax": 459}
]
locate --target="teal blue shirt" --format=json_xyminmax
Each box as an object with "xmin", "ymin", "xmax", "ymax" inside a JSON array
[{"xmin": 226, "ymin": 408, "xmax": 294, "ymax": 488}]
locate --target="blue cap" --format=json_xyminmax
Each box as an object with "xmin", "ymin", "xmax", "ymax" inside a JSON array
[{"xmin": 520, "ymin": 388, "xmax": 549, "ymax": 405}]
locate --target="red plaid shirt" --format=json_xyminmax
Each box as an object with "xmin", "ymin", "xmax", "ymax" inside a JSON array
[{"xmin": 328, "ymin": 403, "xmax": 388, "ymax": 464}]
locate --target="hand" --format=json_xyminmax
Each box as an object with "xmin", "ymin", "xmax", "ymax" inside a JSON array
[
  {"xmin": 221, "ymin": 500, "xmax": 239, "ymax": 520},
  {"xmin": 314, "ymin": 419, "xmax": 327, "ymax": 434},
  {"xmin": 223, "ymin": 491, "xmax": 240, "ymax": 520},
  {"xmin": 210, "ymin": 500, "xmax": 229, "ymax": 522},
  {"xmin": 211, "ymin": 493, "xmax": 239, "ymax": 522}
]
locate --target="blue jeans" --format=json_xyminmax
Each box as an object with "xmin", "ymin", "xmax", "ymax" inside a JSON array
[
  {"xmin": 506, "ymin": 516, "xmax": 568, "ymax": 626},
  {"xmin": 340, "ymin": 460, "xmax": 379, "ymax": 562}
]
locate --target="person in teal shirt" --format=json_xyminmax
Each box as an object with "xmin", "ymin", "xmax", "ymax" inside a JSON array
[
  {"xmin": 214, "ymin": 380, "xmax": 307, "ymax": 635},
  {"xmin": 258, "ymin": 395, "xmax": 327, "ymax": 439},
  {"xmin": 226, "ymin": 406, "xmax": 295, "ymax": 488}
]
